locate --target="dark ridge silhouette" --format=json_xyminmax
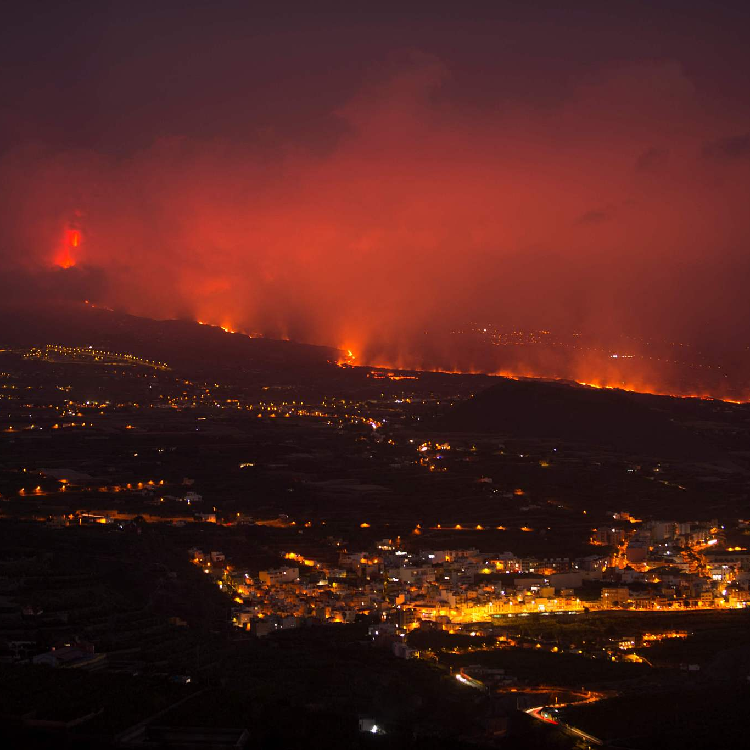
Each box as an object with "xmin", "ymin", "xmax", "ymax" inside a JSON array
[
  {"xmin": 0, "ymin": 301, "xmax": 341, "ymax": 383},
  {"xmin": 438, "ymin": 377, "xmax": 726, "ymax": 461}
]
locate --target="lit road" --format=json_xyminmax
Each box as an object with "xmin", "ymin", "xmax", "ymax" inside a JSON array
[{"xmin": 525, "ymin": 693, "xmax": 605, "ymax": 747}]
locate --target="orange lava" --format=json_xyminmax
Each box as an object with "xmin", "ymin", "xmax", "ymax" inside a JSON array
[
  {"xmin": 57, "ymin": 252, "xmax": 75, "ymax": 269},
  {"xmin": 336, "ymin": 348, "xmax": 357, "ymax": 366},
  {"xmin": 196, "ymin": 319, "xmax": 261, "ymax": 338},
  {"xmin": 162, "ymin": 317, "xmax": 750, "ymax": 406},
  {"xmin": 344, "ymin": 353, "xmax": 748, "ymax": 405},
  {"xmin": 54, "ymin": 227, "xmax": 81, "ymax": 268}
]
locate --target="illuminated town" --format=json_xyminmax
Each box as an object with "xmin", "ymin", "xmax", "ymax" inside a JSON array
[{"xmin": 198, "ymin": 518, "xmax": 750, "ymax": 635}]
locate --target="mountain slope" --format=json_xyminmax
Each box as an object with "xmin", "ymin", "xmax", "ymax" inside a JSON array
[
  {"xmin": 439, "ymin": 377, "xmax": 726, "ymax": 460},
  {"xmin": 0, "ymin": 302, "xmax": 340, "ymax": 382}
]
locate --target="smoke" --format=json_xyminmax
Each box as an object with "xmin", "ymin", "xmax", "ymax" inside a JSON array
[{"xmin": 1, "ymin": 52, "xmax": 749, "ymax": 388}]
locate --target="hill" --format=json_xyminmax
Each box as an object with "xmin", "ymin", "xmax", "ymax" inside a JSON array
[
  {"xmin": 0, "ymin": 301, "xmax": 340, "ymax": 383},
  {"xmin": 438, "ymin": 377, "xmax": 730, "ymax": 461}
]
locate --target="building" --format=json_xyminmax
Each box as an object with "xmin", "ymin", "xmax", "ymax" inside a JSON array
[
  {"xmin": 601, "ymin": 587, "xmax": 630, "ymax": 607},
  {"xmin": 258, "ymin": 566, "xmax": 299, "ymax": 585}
]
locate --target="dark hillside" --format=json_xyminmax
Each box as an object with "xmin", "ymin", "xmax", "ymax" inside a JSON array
[
  {"xmin": 1, "ymin": 302, "xmax": 340, "ymax": 383},
  {"xmin": 439, "ymin": 378, "xmax": 723, "ymax": 460}
]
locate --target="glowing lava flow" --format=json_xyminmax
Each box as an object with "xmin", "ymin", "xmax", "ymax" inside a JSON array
[
  {"xmin": 573, "ymin": 380, "xmax": 743, "ymax": 404},
  {"xmin": 162, "ymin": 317, "xmax": 750, "ymax": 405},
  {"xmin": 196, "ymin": 320, "xmax": 262, "ymax": 338},
  {"xmin": 198, "ymin": 320, "xmax": 238, "ymax": 334},
  {"xmin": 337, "ymin": 348, "xmax": 357, "ymax": 366},
  {"xmin": 346, "ymin": 355, "xmax": 748, "ymax": 405}
]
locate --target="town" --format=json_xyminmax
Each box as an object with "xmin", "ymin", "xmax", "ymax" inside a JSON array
[{"xmin": 198, "ymin": 515, "xmax": 749, "ymax": 645}]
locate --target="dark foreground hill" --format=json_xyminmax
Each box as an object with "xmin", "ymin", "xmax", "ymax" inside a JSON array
[{"xmin": 438, "ymin": 377, "xmax": 731, "ymax": 461}]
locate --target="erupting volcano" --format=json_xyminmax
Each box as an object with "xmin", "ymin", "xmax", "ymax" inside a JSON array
[{"xmin": 1, "ymin": 3, "xmax": 748, "ymax": 403}]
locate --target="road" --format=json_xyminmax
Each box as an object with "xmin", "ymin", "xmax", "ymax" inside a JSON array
[{"xmin": 526, "ymin": 694, "xmax": 605, "ymax": 747}]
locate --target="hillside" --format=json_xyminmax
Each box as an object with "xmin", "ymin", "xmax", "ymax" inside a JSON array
[
  {"xmin": 0, "ymin": 302, "xmax": 340, "ymax": 383},
  {"xmin": 438, "ymin": 377, "xmax": 732, "ymax": 461}
]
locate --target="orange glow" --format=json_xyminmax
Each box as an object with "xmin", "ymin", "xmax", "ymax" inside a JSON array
[
  {"xmin": 54, "ymin": 225, "xmax": 81, "ymax": 268},
  {"xmin": 332, "ymin": 323, "xmax": 750, "ymax": 404},
  {"xmin": 333, "ymin": 350, "xmax": 749, "ymax": 405},
  {"xmin": 337, "ymin": 348, "xmax": 357, "ymax": 366},
  {"xmin": 88, "ymin": 284, "xmax": 749, "ymax": 405},
  {"xmin": 57, "ymin": 251, "xmax": 75, "ymax": 269},
  {"xmin": 196, "ymin": 318, "xmax": 262, "ymax": 338}
]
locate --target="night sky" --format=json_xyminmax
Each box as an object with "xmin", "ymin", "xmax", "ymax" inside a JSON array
[{"xmin": 1, "ymin": 1, "xmax": 749, "ymax": 368}]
